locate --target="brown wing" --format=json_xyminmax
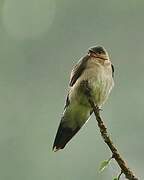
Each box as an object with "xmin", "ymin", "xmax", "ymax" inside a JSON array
[{"xmin": 69, "ymin": 55, "xmax": 89, "ymax": 86}]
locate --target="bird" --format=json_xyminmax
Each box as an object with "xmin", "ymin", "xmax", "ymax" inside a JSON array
[{"xmin": 52, "ymin": 46, "xmax": 114, "ymax": 152}]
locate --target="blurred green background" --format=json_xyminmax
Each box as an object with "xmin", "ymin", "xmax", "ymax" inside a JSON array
[{"xmin": 0, "ymin": 0, "xmax": 143, "ymax": 179}]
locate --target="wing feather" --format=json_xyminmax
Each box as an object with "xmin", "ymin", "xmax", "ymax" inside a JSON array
[{"xmin": 69, "ymin": 55, "xmax": 89, "ymax": 86}]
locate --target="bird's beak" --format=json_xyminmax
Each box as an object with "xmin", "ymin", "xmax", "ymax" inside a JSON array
[{"xmin": 89, "ymin": 52, "xmax": 108, "ymax": 61}]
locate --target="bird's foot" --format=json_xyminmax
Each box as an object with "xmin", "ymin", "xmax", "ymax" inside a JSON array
[{"xmin": 94, "ymin": 104, "xmax": 101, "ymax": 112}]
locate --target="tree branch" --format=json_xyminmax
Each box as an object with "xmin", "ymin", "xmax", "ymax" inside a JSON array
[{"xmin": 83, "ymin": 81, "xmax": 138, "ymax": 180}]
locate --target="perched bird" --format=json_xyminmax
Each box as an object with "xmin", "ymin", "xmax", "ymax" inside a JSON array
[{"xmin": 53, "ymin": 46, "xmax": 114, "ymax": 152}]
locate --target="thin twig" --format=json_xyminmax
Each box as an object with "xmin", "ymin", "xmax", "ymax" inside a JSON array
[
  {"xmin": 83, "ymin": 81, "xmax": 138, "ymax": 180},
  {"xmin": 118, "ymin": 171, "xmax": 123, "ymax": 180}
]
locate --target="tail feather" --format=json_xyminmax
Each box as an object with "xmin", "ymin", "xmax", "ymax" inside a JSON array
[
  {"xmin": 53, "ymin": 102, "xmax": 91, "ymax": 151},
  {"xmin": 52, "ymin": 122, "xmax": 80, "ymax": 151}
]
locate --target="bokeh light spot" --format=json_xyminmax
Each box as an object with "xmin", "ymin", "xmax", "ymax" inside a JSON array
[{"xmin": 2, "ymin": 0, "xmax": 56, "ymax": 39}]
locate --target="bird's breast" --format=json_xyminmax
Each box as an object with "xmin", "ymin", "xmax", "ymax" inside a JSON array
[
  {"xmin": 88, "ymin": 66, "xmax": 113, "ymax": 106},
  {"xmin": 69, "ymin": 60, "xmax": 114, "ymax": 107}
]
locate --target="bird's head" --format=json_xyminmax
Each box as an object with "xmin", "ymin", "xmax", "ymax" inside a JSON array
[{"xmin": 88, "ymin": 46, "xmax": 109, "ymax": 61}]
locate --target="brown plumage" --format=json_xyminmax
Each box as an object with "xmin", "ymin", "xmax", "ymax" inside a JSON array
[{"xmin": 53, "ymin": 46, "xmax": 114, "ymax": 151}]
